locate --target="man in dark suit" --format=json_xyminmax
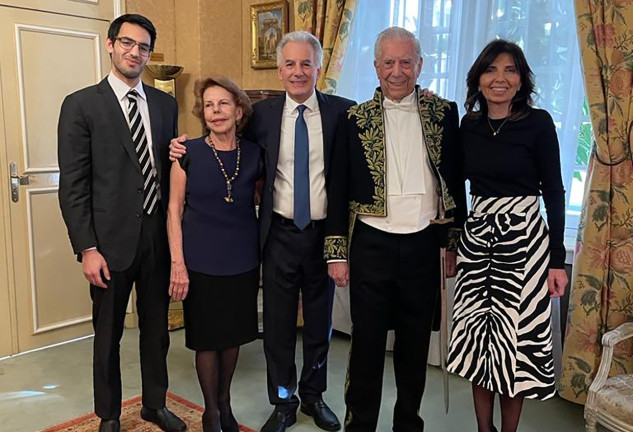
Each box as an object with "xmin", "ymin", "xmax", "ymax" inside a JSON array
[
  {"xmin": 58, "ymin": 14, "xmax": 186, "ymax": 432},
  {"xmin": 169, "ymin": 31, "xmax": 354, "ymax": 432},
  {"xmin": 325, "ymin": 27, "xmax": 465, "ymax": 432},
  {"xmin": 248, "ymin": 31, "xmax": 354, "ymax": 432}
]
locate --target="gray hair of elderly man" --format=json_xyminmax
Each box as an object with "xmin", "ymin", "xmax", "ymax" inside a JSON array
[
  {"xmin": 374, "ymin": 26, "xmax": 422, "ymax": 59},
  {"xmin": 276, "ymin": 30, "xmax": 324, "ymax": 68}
]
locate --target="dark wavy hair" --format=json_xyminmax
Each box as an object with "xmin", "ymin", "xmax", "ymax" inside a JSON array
[
  {"xmin": 107, "ymin": 14, "xmax": 156, "ymax": 51},
  {"xmin": 192, "ymin": 76, "xmax": 253, "ymax": 134},
  {"xmin": 465, "ymin": 39, "xmax": 535, "ymax": 120}
]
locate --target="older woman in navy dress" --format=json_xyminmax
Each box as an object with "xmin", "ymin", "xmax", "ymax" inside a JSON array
[{"xmin": 167, "ymin": 76, "xmax": 261, "ymax": 432}]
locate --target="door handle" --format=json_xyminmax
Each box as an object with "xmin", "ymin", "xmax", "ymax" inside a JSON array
[{"xmin": 9, "ymin": 162, "xmax": 29, "ymax": 203}]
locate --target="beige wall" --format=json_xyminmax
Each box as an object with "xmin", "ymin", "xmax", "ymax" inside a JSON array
[
  {"xmin": 126, "ymin": 0, "xmax": 287, "ymax": 136},
  {"xmin": 126, "ymin": 0, "xmax": 177, "ymax": 63},
  {"xmin": 172, "ymin": 0, "xmax": 202, "ymax": 136}
]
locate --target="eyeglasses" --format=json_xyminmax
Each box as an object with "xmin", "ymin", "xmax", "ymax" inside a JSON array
[{"xmin": 115, "ymin": 37, "xmax": 152, "ymax": 56}]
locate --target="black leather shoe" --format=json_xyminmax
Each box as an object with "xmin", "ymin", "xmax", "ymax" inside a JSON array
[
  {"xmin": 260, "ymin": 409, "xmax": 297, "ymax": 432},
  {"xmin": 140, "ymin": 406, "xmax": 187, "ymax": 432},
  {"xmin": 98, "ymin": 419, "xmax": 120, "ymax": 432},
  {"xmin": 300, "ymin": 399, "xmax": 341, "ymax": 431},
  {"xmin": 220, "ymin": 412, "xmax": 240, "ymax": 432}
]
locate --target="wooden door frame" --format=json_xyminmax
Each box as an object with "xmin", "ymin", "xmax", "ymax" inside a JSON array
[
  {"xmin": 114, "ymin": 0, "xmax": 124, "ymax": 17},
  {"xmin": 0, "ymin": 60, "xmax": 20, "ymax": 357}
]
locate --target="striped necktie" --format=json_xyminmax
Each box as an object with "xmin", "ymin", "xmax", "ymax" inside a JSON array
[{"xmin": 127, "ymin": 90, "xmax": 158, "ymax": 215}]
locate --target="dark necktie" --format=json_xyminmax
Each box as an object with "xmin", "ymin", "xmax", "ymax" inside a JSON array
[
  {"xmin": 293, "ymin": 104, "xmax": 310, "ymax": 230},
  {"xmin": 127, "ymin": 90, "xmax": 158, "ymax": 215}
]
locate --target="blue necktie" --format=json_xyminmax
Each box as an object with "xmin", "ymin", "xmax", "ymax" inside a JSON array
[{"xmin": 293, "ymin": 105, "xmax": 311, "ymax": 230}]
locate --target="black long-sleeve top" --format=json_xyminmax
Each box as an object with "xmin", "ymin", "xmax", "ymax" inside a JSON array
[{"xmin": 460, "ymin": 108, "xmax": 566, "ymax": 268}]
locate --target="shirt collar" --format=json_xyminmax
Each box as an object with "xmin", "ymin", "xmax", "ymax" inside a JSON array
[
  {"xmin": 284, "ymin": 90, "xmax": 319, "ymax": 114},
  {"xmin": 107, "ymin": 72, "xmax": 146, "ymax": 102},
  {"xmin": 383, "ymin": 89, "xmax": 417, "ymax": 111}
]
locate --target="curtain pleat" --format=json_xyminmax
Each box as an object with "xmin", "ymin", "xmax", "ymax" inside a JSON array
[{"xmin": 293, "ymin": 0, "xmax": 357, "ymax": 94}]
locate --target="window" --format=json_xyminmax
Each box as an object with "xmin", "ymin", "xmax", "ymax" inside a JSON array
[
  {"xmin": 568, "ymin": 101, "xmax": 592, "ymax": 239},
  {"xmin": 336, "ymin": 0, "xmax": 588, "ymax": 250}
]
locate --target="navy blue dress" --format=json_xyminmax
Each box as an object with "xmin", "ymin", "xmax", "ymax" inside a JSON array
[{"xmin": 178, "ymin": 135, "xmax": 262, "ymax": 350}]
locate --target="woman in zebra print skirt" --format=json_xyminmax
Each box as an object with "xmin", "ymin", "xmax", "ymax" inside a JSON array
[{"xmin": 447, "ymin": 40, "xmax": 568, "ymax": 432}]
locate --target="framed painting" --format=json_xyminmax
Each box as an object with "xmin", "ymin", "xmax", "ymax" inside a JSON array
[{"xmin": 250, "ymin": 1, "xmax": 288, "ymax": 69}]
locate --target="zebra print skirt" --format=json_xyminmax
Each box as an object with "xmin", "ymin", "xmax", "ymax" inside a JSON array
[{"xmin": 447, "ymin": 196, "xmax": 556, "ymax": 400}]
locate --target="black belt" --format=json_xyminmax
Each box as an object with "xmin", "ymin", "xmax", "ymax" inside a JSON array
[{"xmin": 273, "ymin": 213, "xmax": 324, "ymax": 230}]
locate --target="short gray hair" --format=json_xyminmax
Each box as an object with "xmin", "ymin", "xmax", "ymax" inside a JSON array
[
  {"xmin": 374, "ymin": 26, "xmax": 422, "ymax": 59},
  {"xmin": 276, "ymin": 30, "xmax": 323, "ymax": 67}
]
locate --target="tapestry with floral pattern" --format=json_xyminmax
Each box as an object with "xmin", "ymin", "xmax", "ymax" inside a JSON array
[{"xmin": 559, "ymin": 0, "xmax": 633, "ymax": 404}]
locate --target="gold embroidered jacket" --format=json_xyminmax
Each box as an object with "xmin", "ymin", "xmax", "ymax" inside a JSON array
[{"xmin": 324, "ymin": 86, "xmax": 466, "ymax": 261}]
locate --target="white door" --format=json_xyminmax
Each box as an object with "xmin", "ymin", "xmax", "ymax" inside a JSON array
[{"xmin": 0, "ymin": 5, "xmax": 111, "ymax": 353}]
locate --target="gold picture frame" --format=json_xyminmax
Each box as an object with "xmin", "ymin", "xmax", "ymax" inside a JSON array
[{"xmin": 251, "ymin": 1, "xmax": 288, "ymax": 69}]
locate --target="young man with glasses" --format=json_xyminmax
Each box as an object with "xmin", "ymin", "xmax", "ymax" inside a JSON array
[{"xmin": 58, "ymin": 14, "xmax": 185, "ymax": 432}]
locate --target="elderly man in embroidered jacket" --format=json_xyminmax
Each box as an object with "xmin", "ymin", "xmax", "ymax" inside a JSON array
[{"xmin": 324, "ymin": 27, "xmax": 466, "ymax": 432}]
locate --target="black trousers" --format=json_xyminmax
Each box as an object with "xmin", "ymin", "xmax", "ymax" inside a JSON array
[
  {"xmin": 262, "ymin": 214, "xmax": 334, "ymax": 413},
  {"xmin": 345, "ymin": 221, "xmax": 440, "ymax": 432},
  {"xmin": 90, "ymin": 210, "xmax": 171, "ymax": 420}
]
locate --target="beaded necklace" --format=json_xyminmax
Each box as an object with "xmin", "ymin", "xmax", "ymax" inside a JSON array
[{"xmin": 206, "ymin": 135, "xmax": 241, "ymax": 203}]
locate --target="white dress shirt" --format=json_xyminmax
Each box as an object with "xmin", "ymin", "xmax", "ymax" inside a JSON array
[
  {"xmin": 359, "ymin": 90, "xmax": 439, "ymax": 233},
  {"xmin": 273, "ymin": 91, "xmax": 327, "ymax": 220}
]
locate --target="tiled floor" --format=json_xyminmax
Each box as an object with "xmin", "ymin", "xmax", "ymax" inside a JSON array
[{"xmin": 0, "ymin": 329, "xmax": 587, "ymax": 432}]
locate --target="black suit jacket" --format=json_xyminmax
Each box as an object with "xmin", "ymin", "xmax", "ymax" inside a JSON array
[
  {"xmin": 58, "ymin": 77, "xmax": 178, "ymax": 272},
  {"xmin": 244, "ymin": 90, "xmax": 355, "ymax": 250}
]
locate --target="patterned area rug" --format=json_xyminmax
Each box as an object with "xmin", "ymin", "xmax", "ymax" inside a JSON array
[{"xmin": 39, "ymin": 392, "xmax": 256, "ymax": 432}]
